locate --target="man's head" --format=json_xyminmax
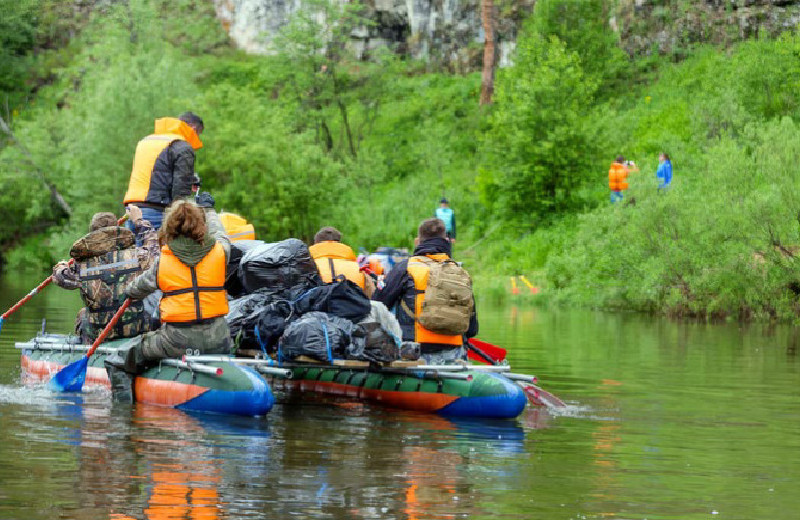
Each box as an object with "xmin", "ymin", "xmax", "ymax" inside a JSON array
[
  {"xmin": 439, "ymin": 197, "xmax": 449, "ymax": 207},
  {"xmin": 179, "ymin": 111, "xmax": 204, "ymax": 136},
  {"xmin": 90, "ymin": 212, "xmax": 117, "ymax": 231},
  {"xmin": 615, "ymin": 155, "xmax": 625, "ymax": 164},
  {"xmin": 418, "ymin": 218, "xmax": 447, "ymax": 242},
  {"xmin": 314, "ymin": 226, "xmax": 342, "ymax": 244}
]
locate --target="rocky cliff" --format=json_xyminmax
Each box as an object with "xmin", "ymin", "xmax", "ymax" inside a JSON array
[
  {"xmin": 212, "ymin": 0, "xmax": 800, "ymax": 68},
  {"xmin": 213, "ymin": 0, "xmax": 535, "ymax": 68},
  {"xmin": 616, "ymin": 0, "xmax": 800, "ymax": 56}
]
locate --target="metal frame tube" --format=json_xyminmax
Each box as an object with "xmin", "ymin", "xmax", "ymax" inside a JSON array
[
  {"xmin": 504, "ymin": 372, "xmax": 538, "ymax": 383},
  {"xmin": 381, "ymin": 364, "xmax": 511, "ymax": 373},
  {"xmin": 184, "ymin": 355, "xmax": 277, "ymax": 366},
  {"xmin": 255, "ymin": 366, "xmax": 294, "ymax": 379},
  {"xmin": 160, "ymin": 359, "xmax": 223, "ymax": 376}
]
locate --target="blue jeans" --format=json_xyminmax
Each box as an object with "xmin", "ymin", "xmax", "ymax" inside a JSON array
[
  {"xmin": 610, "ymin": 191, "xmax": 623, "ymax": 203},
  {"xmin": 126, "ymin": 206, "xmax": 164, "ymax": 245}
]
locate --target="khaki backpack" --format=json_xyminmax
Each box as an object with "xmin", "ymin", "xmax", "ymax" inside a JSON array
[{"xmin": 403, "ymin": 256, "xmax": 474, "ymax": 335}]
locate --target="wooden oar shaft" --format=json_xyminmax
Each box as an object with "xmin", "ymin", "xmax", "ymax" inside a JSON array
[{"xmin": 86, "ymin": 298, "xmax": 131, "ymax": 358}]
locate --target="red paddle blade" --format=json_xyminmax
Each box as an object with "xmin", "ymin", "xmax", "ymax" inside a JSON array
[
  {"xmin": 467, "ymin": 338, "xmax": 507, "ymax": 363},
  {"xmin": 520, "ymin": 383, "xmax": 566, "ymax": 408}
]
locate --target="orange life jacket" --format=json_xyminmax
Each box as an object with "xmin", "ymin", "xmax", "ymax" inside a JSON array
[
  {"xmin": 406, "ymin": 253, "xmax": 463, "ymax": 346},
  {"xmin": 309, "ymin": 241, "xmax": 365, "ymax": 289},
  {"xmin": 608, "ymin": 162, "xmax": 629, "ymax": 192},
  {"xmin": 219, "ymin": 212, "xmax": 256, "ymax": 242},
  {"xmin": 157, "ymin": 242, "xmax": 228, "ymax": 323},
  {"xmin": 123, "ymin": 118, "xmax": 203, "ymax": 206}
]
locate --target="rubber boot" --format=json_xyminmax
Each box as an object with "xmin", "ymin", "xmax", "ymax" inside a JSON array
[
  {"xmin": 104, "ymin": 341, "xmax": 144, "ymax": 404},
  {"xmin": 105, "ymin": 363, "xmax": 135, "ymax": 404}
]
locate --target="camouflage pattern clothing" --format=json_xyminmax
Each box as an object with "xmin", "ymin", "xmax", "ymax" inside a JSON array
[
  {"xmin": 112, "ymin": 318, "xmax": 233, "ymax": 375},
  {"xmin": 420, "ymin": 345, "xmax": 468, "ymax": 365},
  {"xmin": 53, "ymin": 218, "xmax": 159, "ymax": 343}
]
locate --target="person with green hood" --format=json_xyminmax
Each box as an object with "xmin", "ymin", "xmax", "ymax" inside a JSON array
[{"xmin": 105, "ymin": 196, "xmax": 231, "ymax": 402}]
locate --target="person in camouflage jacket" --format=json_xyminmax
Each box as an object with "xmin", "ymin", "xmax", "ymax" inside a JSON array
[{"xmin": 53, "ymin": 205, "xmax": 160, "ymax": 343}]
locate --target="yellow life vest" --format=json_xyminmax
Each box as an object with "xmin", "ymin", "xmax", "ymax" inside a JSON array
[
  {"xmin": 219, "ymin": 212, "xmax": 256, "ymax": 242},
  {"xmin": 406, "ymin": 253, "xmax": 463, "ymax": 346},
  {"xmin": 157, "ymin": 242, "xmax": 228, "ymax": 323},
  {"xmin": 123, "ymin": 118, "xmax": 203, "ymax": 206},
  {"xmin": 309, "ymin": 241, "xmax": 365, "ymax": 289}
]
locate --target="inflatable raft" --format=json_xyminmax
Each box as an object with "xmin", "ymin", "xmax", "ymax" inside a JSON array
[
  {"xmin": 16, "ymin": 334, "xmax": 274, "ymax": 416},
  {"xmin": 185, "ymin": 355, "xmax": 530, "ymax": 419}
]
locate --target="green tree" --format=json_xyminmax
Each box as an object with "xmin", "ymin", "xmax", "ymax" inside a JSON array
[
  {"xmin": 0, "ymin": 0, "xmax": 37, "ymax": 113},
  {"xmin": 273, "ymin": 0, "xmax": 391, "ymax": 159},
  {"xmin": 480, "ymin": 32, "xmax": 598, "ymax": 223},
  {"xmin": 530, "ymin": 0, "xmax": 627, "ymax": 94}
]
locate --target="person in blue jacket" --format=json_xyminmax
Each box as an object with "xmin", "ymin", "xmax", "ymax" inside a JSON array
[
  {"xmin": 656, "ymin": 153, "xmax": 673, "ymax": 189},
  {"xmin": 435, "ymin": 198, "xmax": 456, "ymax": 242}
]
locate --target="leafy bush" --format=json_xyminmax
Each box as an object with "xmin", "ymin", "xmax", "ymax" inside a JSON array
[
  {"xmin": 546, "ymin": 118, "xmax": 800, "ymax": 320},
  {"xmin": 479, "ymin": 31, "xmax": 598, "ymax": 223}
]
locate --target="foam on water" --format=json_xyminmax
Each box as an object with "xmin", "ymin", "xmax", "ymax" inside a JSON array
[{"xmin": 0, "ymin": 384, "xmax": 66, "ymax": 407}]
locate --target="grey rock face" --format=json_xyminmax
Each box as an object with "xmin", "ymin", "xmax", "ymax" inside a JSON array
[
  {"xmin": 617, "ymin": 0, "xmax": 800, "ymax": 56},
  {"xmin": 212, "ymin": 0, "xmax": 534, "ymax": 68},
  {"xmin": 212, "ymin": 0, "xmax": 800, "ymax": 66}
]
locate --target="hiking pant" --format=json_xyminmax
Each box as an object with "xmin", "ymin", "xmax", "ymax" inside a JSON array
[
  {"xmin": 419, "ymin": 345, "xmax": 467, "ymax": 365},
  {"xmin": 111, "ymin": 317, "xmax": 233, "ymax": 374},
  {"xmin": 610, "ymin": 191, "xmax": 624, "ymax": 203}
]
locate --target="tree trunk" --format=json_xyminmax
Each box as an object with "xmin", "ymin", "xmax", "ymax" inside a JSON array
[{"xmin": 479, "ymin": 0, "xmax": 496, "ymax": 106}]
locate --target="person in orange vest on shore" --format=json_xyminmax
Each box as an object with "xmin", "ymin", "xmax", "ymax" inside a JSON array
[
  {"xmin": 373, "ymin": 218, "xmax": 477, "ymax": 364},
  {"xmin": 309, "ymin": 226, "xmax": 376, "ymax": 297},
  {"xmin": 609, "ymin": 155, "xmax": 629, "ymax": 203},
  {"xmin": 104, "ymin": 197, "xmax": 232, "ymax": 402},
  {"xmin": 123, "ymin": 112, "xmax": 205, "ymax": 230}
]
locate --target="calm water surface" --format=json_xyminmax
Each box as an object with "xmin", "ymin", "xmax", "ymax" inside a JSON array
[{"xmin": 0, "ymin": 273, "xmax": 799, "ymax": 520}]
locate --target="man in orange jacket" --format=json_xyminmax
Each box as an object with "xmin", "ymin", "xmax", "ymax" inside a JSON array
[{"xmin": 123, "ymin": 112, "xmax": 205, "ymax": 229}]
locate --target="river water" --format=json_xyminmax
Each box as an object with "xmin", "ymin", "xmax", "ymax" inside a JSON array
[{"xmin": 0, "ymin": 273, "xmax": 798, "ymax": 520}]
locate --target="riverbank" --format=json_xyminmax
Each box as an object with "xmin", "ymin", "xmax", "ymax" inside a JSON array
[{"xmin": 3, "ymin": 2, "xmax": 800, "ymax": 322}]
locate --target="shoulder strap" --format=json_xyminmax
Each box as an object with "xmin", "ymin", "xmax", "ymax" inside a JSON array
[
  {"xmin": 400, "ymin": 299, "xmax": 417, "ymax": 322},
  {"xmin": 328, "ymin": 257, "xmax": 337, "ymax": 279}
]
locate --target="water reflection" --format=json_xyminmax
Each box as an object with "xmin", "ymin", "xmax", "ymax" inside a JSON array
[{"xmin": 6, "ymin": 271, "xmax": 800, "ymax": 519}]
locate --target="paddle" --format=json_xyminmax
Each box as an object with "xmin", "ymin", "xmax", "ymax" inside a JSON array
[
  {"xmin": 49, "ymin": 298, "xmax": 132, "ymax": 392},
  {"xmin": 466, "ymin": 338, "xmax": 566, "ymax": 408},
  {"xmin": 0, "ymin": 215, "xmax": 129, "ymax": 336},
  {"xmin": 467, "ymin": 337, "xmax": 507, "ymax": 364},
  {"xmin": 0, "ymin": 259, "xmax": 75, "ymax": 336}
]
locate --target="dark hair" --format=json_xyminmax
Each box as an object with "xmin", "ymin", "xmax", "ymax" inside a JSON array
[
  {"xmin": 418, "ymin": 218, "xmax": 446, "ymax": 241},
  {"xmin": 615, "ymin": 155, "xmax": 625, "ymax": 163},
  {"xmin": 160, "ymin": 200, "xmax": 207, "ymax": 245},
  {"xmin": 314, "ymin": 226, "xmax": 342, "ymax": 244},
  {"xmin": 179, "ymin": 111, "xmax": 204, "ymax": 133},
  {"xmin": 662, "ymin": 152, "xmax": 670, "ymax": 161},
  {"xmin": 439, "ymin": 197, "xmax": 449, "ymax": 204}
]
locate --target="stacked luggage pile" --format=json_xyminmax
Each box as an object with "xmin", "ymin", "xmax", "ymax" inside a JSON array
[{"xmin": 225, "ymin": 239, "xmax": 412, "ymax": 365}]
